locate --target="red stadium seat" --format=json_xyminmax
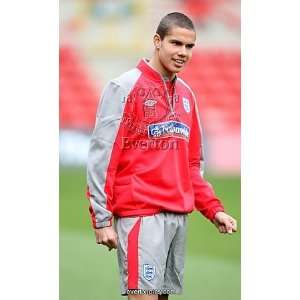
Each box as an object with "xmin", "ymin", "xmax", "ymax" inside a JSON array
[
  {"xmin": 59, "ymin": 45, "xmax": 100, "ymax": 129},
  {"xmin": 180, "ymin": 50, "xmax": 240, "ymax": 135}
]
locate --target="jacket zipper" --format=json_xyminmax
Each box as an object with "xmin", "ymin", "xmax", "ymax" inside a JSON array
[{"xmin": 161, "ymin": 75, "xmax": 177, "ymax": 119}]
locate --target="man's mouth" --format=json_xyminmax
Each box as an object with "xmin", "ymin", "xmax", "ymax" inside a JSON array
[{"xmin": 173, "ymin": 59, "xmax": 185, "ymax": 66}]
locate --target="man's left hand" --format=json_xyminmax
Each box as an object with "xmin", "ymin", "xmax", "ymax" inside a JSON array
[{"xmin": 213, "ymin": 212, "xmax": 237, "ymax": 234}]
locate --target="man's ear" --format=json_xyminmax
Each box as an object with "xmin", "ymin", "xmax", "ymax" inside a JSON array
[{"xmin": 153, "ymin": 33, "xmax": 162, "ymax": 50}]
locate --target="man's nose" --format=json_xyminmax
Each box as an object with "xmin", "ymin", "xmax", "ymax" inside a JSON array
[{"xmin": 178, "ymin": 46, "xmax": 187, "ymax": 57}]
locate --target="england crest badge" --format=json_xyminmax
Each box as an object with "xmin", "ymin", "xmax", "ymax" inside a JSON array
[
  {"xmin": 182, "ymin": 97, "xmax": 190, "ymax": 113},
  {"xmin": 143, "ymin": 264, "xmax": 156, "ymax": 281}
]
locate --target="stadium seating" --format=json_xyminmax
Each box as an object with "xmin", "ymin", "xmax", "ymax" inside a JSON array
[
  {"xmin": 180, "ymin": 50, "xmax": 240, "ymax": 135},
  {"xmin": 59, "ymin": 46, "xmax": 99, "ymax": 129},
  {"xmin": 183, "ymin": 0, "xmax": 240, "ymax": 29},
  {"xmin": 183, "ymin": 0, "xmax": 218, "ymax": 22}
]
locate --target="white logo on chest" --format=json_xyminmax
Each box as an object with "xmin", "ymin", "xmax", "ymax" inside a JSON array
[{"xmin": 182, "ymin": 97, "xmax": 190, "ymax": 113}]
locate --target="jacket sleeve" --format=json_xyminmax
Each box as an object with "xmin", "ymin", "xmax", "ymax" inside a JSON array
[
  {"xmin": 189, "ymin": 93, "xmax": 225, "ymax": 221},
  {"xmin": 86, "ymin": 81, "xmax": 126, "ymax": 228}
]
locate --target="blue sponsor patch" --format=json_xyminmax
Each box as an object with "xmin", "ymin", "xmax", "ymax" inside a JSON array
[
  {"xmin": 148, "ymin": 121, "xmax": 190, "ymax": 140},
  {"xmin": 143, "ymin": 264, "xmax": 156, "ymax": 281}
]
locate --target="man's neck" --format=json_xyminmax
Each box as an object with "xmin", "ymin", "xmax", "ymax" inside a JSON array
[{"xmin": 148, "ymin": 56, "xmax": 176, "ymax": 81}]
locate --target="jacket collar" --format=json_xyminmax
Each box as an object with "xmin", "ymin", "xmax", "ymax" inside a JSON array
[{"xmin": 137, "ymin": 58, "xmax": 177, "ymax": 83}]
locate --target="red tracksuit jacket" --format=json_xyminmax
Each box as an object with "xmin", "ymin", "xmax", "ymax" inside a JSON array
[{"xmin": 87, "ymin": 59, "xmax": 224, "ymax": 228}]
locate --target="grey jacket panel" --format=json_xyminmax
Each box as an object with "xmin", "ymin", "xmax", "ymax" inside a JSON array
[{"xmin": 87, "ymin": 68, "xmax": 141, "ymax": 228}]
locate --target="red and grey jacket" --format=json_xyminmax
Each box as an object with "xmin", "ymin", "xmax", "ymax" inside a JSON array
[{"xmin": 87, "ymin": 58, "xmax": 224, "ymax": 228}]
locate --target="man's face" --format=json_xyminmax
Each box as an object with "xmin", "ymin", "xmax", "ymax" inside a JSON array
[{"xmin": 156, "ymin": 26, "xmax": 196, "ymax": 76}]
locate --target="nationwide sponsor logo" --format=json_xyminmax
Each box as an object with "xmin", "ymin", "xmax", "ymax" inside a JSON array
[
  {"xmin": 182, "ymin": 97, "xmax": 190, "ymax": 113},
  {"xmin": 148, "ymin": 121, "xmax": 190, "ymax": 140},
  {"xmin": 143, "ymin": 264, "xmax": 156, "ymax": 281}
]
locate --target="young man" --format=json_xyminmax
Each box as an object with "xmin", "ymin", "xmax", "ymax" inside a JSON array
[{"xmin": 87, "ymin": 12, "xmax": 237, "ymax": 300}]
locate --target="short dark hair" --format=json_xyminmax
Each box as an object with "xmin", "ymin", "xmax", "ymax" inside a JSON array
[{"xmin": 156, "ymin": 12, "xmax": 195, "ymax": 40}]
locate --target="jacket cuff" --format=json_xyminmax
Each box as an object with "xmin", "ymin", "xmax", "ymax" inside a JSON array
[
  {"xmin": 208, "ymin": 207, "xmax": 225, "ymax": 222},
  {"xmin": 94, "ymin": 219, "xmax": 113, "ymax": 229}
]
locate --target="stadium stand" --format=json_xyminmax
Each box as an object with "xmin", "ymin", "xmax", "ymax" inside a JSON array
[
  {"xmin": 59, "ymin": 45, "xmax": 99, "ymax": 129},
  {"xmin": 184, "ymin": 0, "xmax": 218, "ymax": 22},
  {"xmin": 183, "ymin": 0, "xmax": 240, "ymax": 29},
  {"xmin": 180, "ymin": 50, "xmax": 240, "ymax": 135}
]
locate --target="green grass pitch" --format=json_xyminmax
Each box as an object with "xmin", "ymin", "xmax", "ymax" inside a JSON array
[{"xmin": 60, "ymin": 167, "xmax": 240, "ymax": 300}]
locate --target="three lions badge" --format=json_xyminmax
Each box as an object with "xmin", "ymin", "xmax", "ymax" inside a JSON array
[
  {"xmin": 182, "ymin": 97, "xmax": 190, "ymax": 113},
  {"xmin": 143, "ymin": 264, "xmax": 156, "ymax": 281}
]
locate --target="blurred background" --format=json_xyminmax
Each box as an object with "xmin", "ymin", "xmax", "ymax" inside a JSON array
[{"xmin": 59, "ymin": 0, "xmax": 240, "ymax": 299}]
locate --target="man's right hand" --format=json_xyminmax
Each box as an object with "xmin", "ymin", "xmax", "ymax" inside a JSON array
[{"xmin": 94, "ymin": 226, "xmax": 118, "ymax": 251}]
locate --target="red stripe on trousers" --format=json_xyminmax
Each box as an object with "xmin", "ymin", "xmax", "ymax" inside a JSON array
[{"xmin": 127, "ymin": 217, "xmax": 142, "ymax": 289}]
